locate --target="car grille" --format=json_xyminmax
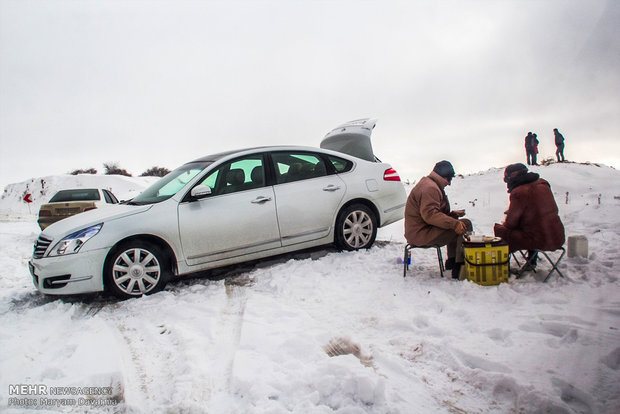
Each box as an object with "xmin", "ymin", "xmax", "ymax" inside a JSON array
[{"xmin": 33, "ymin": 235, "xmax": 53, "ymax": 259}]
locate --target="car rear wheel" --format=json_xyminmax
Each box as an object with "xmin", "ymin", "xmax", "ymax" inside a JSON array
[
  {"xmin": 104, "ymin": 241, "xmax": 169, "ymax": 299},
  {"xmin": 335, "ymin": 204, "xmax": 377, "ymax": 251}
]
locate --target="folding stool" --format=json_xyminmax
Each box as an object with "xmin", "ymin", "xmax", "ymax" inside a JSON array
[
  {"xmin": 510, "ymin": 247, "xmax": 566, "ymax": 282},
  {"xmin": 403, "ymin": 244, "xmax": 445, "ymax": 278}
]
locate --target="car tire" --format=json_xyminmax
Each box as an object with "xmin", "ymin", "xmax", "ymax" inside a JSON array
[
  {"xmin": 104, "ymin": 241, "xmax": 169, "ymax": 299},
  {"xmin": 335, "ymin": 203, "xmax": 377, "ymax": 251}
]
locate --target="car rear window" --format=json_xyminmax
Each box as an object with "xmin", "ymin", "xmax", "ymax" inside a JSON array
[
  {"xmin": 49, "ymin": 189, "xmax": 101, "ymax": 202},
  {"xmin": 327, "ymin": 155, "xmax": 353, "ymax": 173}
]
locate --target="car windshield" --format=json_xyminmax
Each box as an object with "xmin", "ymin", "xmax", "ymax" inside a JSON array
[
  {"xmin": 129, "ymin": 161, "xmax": 211, "ymax": 205},
  {"xmin": 49, "ymin": 189, "xmax": 100, "ymax": 202}
]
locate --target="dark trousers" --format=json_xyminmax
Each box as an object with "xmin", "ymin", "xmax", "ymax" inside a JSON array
[
  {"xmin": 526, "ymin": 150, "xmax": 534, "ymax": 165},
  {"xmin": 427, "ymin": 219, "xmax": 473, "ymax": 263},
  {"xmin": 556, "ymin": 144, "xmax": 565, "ymax": 162}
]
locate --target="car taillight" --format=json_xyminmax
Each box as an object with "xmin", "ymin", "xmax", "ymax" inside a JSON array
[
  {"xmin": 39, "ymin": 210, "xmax": 51, "ymax": 217},
  {"xmin": 84, "ymin": 207, "xmax": 97, "ymax": 212},
  {"xmin": 383, "ymin": 168, "xmax": 401, "ymax": 181}
]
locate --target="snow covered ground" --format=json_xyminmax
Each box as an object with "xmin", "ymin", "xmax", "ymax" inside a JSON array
[{"xmin": 0, "ymin": 163, "xmax": 619, "ymax": 413}]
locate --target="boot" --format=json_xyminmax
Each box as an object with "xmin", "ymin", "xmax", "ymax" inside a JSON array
[
  {"xmin": 445, "ymin": 257, "xmax": 455, "ymax": 270},
  {"xmin": 452, "ymin": 263, "xmax": 463, "ymax": 280}
]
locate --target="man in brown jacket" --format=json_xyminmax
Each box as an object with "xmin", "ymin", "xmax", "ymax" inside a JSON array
[
  {"xmin": 494, "ymin": 163, "xmax": 565, "ymax": 267},
  {"xmin": 404, "ymin": 161, "xmax": 472, "ymax": 279}
]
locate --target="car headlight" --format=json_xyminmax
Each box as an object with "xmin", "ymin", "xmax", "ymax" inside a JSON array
[{"xmin": 48, "ymin": 224, "xmax": 103, "ymax": 257}]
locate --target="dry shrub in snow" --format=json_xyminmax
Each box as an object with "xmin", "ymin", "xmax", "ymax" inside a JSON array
[
  {"xmin": 104, "ymin": 162, "xmax": 132, "ymax": 177},
  {"xmin": 140, "ymin": 166, "xmax": 171, "ymax": 177}
]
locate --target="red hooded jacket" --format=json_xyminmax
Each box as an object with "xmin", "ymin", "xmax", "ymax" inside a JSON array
[{"xmin": 494, "ymin": 178, "xmax": 565, "ymax": 252}]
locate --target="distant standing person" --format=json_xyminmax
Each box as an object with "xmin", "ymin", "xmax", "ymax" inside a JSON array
[
  {"xmin": 531, "ymin": 133, "xmax": 539, "ymax": 165},
  {"xmin": 524, "ymin": 132, "xmax": 534, "ymax": 165},
  {"xmin": 554, "ymin": 128, "xmax": 565, "ymax": 162}
]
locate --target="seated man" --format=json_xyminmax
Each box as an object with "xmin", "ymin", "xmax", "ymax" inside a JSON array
[
  {"xmin": 404, "ymin": 160, "xmax": 472, "ymax": 279},
  {"xmin": 494, "ymin": 163, "xmax": 565, "ymax": 267}
]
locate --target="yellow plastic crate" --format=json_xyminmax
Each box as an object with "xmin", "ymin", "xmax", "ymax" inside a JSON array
[{"xmin": 464, "ymin": 242, "xmax": 509, "ymax": 285}]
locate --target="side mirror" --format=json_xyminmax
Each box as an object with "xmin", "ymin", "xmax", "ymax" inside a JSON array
[{"xmin": 190, "ymin": 185, "xmax": 212, "ymax": 200}]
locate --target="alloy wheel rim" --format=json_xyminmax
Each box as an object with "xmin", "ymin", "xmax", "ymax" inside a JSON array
[
  {"xmin": 112, "ymin": 248, "xmax": 161, "ymax": 295},
  {"xmin": 343, "ymin": 210, "xmax": 373, "ymax": 249}
]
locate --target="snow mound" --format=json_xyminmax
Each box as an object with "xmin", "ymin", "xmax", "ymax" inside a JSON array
[{"xmin": 0, "ymin": 174, "xmax": 158, "ymax": 216}]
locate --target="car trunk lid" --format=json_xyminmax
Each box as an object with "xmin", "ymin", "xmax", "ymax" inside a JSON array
[
  {"xmin": 40, "ymin": 201, "xmax": 97, "ymax": 217},
  {"xmin": 320, "ymin": 118, "xmax": 377, "ymax": 162}
]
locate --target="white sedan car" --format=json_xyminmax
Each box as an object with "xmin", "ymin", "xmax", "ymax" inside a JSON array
[{"xmin": 29, "ymin": 119, "xmax": 406, "ymax": 299}]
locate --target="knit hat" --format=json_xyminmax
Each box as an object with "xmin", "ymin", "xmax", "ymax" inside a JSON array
[
  {"xmin": 503, "ymin": 163, "xmax": 528, "ymax": 183},
  {"xmin": 433, "ymin": 160, "xmax": 455, "ymax": 179}
]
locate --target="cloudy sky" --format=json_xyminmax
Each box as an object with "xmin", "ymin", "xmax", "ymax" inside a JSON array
[{"xmin": 1, "ymin": 0, "xmax": 618, "ymax": 190}]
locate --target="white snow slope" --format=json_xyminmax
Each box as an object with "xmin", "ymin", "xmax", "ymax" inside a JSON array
[{"xmin": 0, "ymin": 162, "xmax": 619, "ymax": 414}]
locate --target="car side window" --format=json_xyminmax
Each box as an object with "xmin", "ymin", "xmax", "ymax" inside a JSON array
[
  {"xmin": 197, "ymin": 155, "xmax": 266, "ymax": 196},
  {"xmin": 272, "ymin": 152, "xmax": 328, "ymax": 184},
  {"xmin": 327, "ymin": 155, "xmax": 353, "ymax": 173}
]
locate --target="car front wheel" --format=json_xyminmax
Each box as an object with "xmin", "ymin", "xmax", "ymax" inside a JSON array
[
  {"xmin": 104, "ymin": 241, "xmax": 169, "ymax": 299},
  {"xmin": 335, "ymin": 204, "xmax": 377, "ymax": 251}
]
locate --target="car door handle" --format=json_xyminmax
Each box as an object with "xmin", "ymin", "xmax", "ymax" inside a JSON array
[
  {"xmin": 251, "ymin": 196, "xmax": 272, "ymax": 204},
  {"xmin": 322, "ymin": 185, "xmax": 341, "ymax": 192}
]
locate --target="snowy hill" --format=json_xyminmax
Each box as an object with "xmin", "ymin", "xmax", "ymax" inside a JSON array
[
  {"xmin": 0, "ymin": 174, "xmax": 158, "ymax": 216},
  {"xmin": 0, "ymin": 162, "xmax": 619, "ymax": 413},
  {"xmin": 447, "ymin": 162, "xmax": 620, "ymax": 237}
]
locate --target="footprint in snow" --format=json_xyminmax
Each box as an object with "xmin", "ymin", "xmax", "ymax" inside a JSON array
[
  {"xmin": 454, "ymin": 350, "xmax": 511, "ymax": 374},
  {"xmin": 551, "ymin": 377, "xmax": 599, "ymax": 414},
  {"xmin": 601, "ymin": 347, "xmax": 620, "ymax": 371},
  {"xmin": 485, "ymin": 328, "xmax": 513, "ymax": 346},
  {"xmin": 517, "ymin": 321, "xmax": 581, "ymax": 348}
]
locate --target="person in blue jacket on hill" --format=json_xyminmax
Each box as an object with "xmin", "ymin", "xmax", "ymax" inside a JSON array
[{"xmin": 554, "ymin": 128, "xmax": 566, "ymax": 162}]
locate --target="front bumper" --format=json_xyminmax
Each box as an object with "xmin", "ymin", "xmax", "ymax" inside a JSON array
[{"xmin": 29, "ymin": 248, "xmax": 108, "ymax": 295}]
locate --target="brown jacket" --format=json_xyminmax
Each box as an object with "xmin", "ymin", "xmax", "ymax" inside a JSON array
[
  {"xmin": 494, "ymin": 178, "xmax": 565, "ymax": 252},
  {"xmin": 404, "ymin": 172, "xmax": 460, "ymax": 246}
]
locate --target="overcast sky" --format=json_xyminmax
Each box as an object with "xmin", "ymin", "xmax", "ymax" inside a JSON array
[{"xmin": 1, "ymin": 0, "xmax": 619, "ymax": 190}]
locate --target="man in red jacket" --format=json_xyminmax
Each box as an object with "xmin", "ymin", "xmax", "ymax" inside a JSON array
[{"xmin": 494, "ymin": 163, "xmax": 565, "ymax": 267}]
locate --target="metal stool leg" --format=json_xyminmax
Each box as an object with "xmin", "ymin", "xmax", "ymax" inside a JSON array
[
  {"xmin": 435, "ymin": 246, "xmax": 444, "ymax": 278},
  {"xmin": 511, "ymin": 250, "xmax": 538, "ymax": 278},
  {"xmin": 511, "ymin": 248, "xmax": 566, "ymax": 282},
  {"xmin": 403, "ymin": 244, "xmax": 410, "ymax": 278},
  {"xmin": 403, "ymin": 244, "xmax": 443, "ymax": 278},
  {"xmin": 542, "ymin": 248, "xmax": 566, "ymax": 282}
]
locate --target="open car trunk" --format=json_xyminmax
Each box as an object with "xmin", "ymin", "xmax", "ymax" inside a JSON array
[{"xmin": 320, "ymin": 118, "xmax": 377, "ymax": 162}]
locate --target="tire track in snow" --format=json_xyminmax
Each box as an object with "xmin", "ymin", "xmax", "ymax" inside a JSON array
[
  {"xmin": 201, "ymin": 276, "xmax": 251, "ymax": 407},
  {"xmin": 90, "ymin": 276, "xmax": 253, "ymax": 412},
  {"xmin": 97, "ymin": 300, "xmax": 194, "ymax": 412}
]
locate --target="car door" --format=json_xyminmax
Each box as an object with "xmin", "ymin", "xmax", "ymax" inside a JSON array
[
  {"xmin": 271, "ymin": 151, "xmax": 346, "ymax": 247},
  {"xmin": 178, "ymin": 154, "xmax": 281, "ymax": 266}
]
